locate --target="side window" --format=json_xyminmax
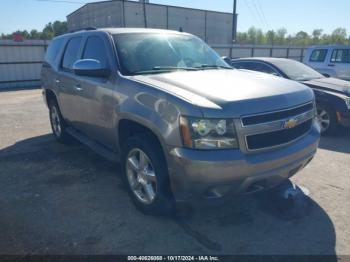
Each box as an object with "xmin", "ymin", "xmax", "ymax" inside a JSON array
[
  {"xmin": 61, "ymin": 37, "xmax": 82, "ymax": 70},
  {"xmin": 254, "ymin": 63, "xmax": 279, "ymax": 75},
  {"xmin": 231, "ymin": 62, "xmax": 248, "ymax": 69},
  {"xmin": 82, "ymin": 36, "xmax": 108, "ymax": 67},
  {"xmin": 232, "ymin": 62, "xmax": 255, "ymax": 70},
  {"xmin": 309, "ymin": 49, "xmax": 328, "ymax": 62},
  {"xmin": 331, "ymin": 49, "xmax": 350, "ymax": 63},
  {"xmin": 45, "ymin": 38, "xmax": 64, "ymax": 67},
  {"xmin": 234, "ymin": 62, "xmax": 278, "ymax": 75}
]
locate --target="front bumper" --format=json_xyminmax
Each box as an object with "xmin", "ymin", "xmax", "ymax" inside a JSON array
[{"xmin": 167, "ymin": 122, "xmax": 320, "ymax": 201}]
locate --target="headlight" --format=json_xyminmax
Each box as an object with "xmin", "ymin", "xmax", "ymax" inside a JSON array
[{"xmin": 180, "ymin": 116, "xmax": 238, "ymax": 149}]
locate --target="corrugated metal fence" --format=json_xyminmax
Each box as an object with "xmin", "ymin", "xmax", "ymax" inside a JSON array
[
  {"xmin": 0, "ymin": 40, "xmax": 308, "ymax": 90},
  {"xmin": 213, "ymin": 44, "xmax": 307, "ymax": 61},
  {"xmin": 0, "ymin": 40, "xmax": 48, "ymax": 89}
]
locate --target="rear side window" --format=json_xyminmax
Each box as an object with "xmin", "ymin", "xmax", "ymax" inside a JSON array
[
  {"xmin": 232, "ymin": 62, "xmax": 256, "ymax": 70},
  {"xmin": 45, "ymin": 38, "xmax": 64, "ymax": 67},
  {"xmin": 331, "ymin": 49, "xmax": 350, "ymax": 63},
  {"xmin": 82, "ymin": 36, "xmax": 108, "ymax": 67},
  {"xmin": 233, "ymin": 62, "xmax": 278, "ymax": 75},
  {"xmin": 309, "ymin": 49, "xmax": 328, "ymax": 62},
  {"xmin": 62, "ymin": 37, "xmax": 82, "ymax": 70}
]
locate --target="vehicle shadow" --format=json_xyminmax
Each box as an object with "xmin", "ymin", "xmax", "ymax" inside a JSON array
[
  {"xmin": 173, "ymin": 184, "xmax": 337, "ymax": 256},
  {"xmin": 0, "ymin": 134, "xmax": 337, "ymax": 256},
  {"xmin": 318, "ymin": 127, "xmax": 350, "ymax": 154}
]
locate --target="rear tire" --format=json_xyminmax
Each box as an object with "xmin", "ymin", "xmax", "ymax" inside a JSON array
[
  {"xmin": 121, "ymin": 135, "xmax": 174, "ymax": 216},
  {"xmin": 48, "ymin": 99, "xmax": 71, "ymax": 144},
  {"xmin": 316, "ymin": 103, "xmax": 338, "ymax": 136}
]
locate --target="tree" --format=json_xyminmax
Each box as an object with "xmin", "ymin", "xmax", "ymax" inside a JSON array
[
  {"xmin": 0, "ymin": 20, "xmax": 68, "ymax": 40},
  {"xmin": 331, "ymin": 27, "xmax": 347, "ymax": 44},
  {"xmin": 52, "ymin": 21, "xmax": 68, "ymax": 36},
  {"xmin": 312, "ymin": 29, "xmax": 323, "ymax": 44},
  {"xmin": 234, "ymin": 27, "xmax": 350, "ymax": 46},
  {"xmin": 237, "ymin": 32, "xmax": 248, "ymax": 44},
  {"xmin": 266, "ymin": 30, "xmax": 276, "ymax": 45},
  {"xmin": 30, "ymin": 29, "xmax": 41, "ymax": 39},
  {"xmin": 276, "ymin": 28, "xmax": 287, "ymax": 45},
  {"xmin": 294, "ymin": 31, "xmax": 310, "ymax": 45},
  {"xmin": 321, "ymin": 34, "xmax": 332, "ymax": 45},
  {"xmin": 247, "ymin": 27, "xmax": 258, "ymax": 44},
  {"xmin": 285, "ymin": 34, "xmax": 293, "ymax": 44},
  {"xmin": 42, "ymin": 22, "xmax": 54, "ymax": 39},
  {"xmin": 256, "ymin": 29, "xmax": 265, "ymax": 45}
]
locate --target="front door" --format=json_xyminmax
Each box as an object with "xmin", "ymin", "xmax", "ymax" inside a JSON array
[{"xmin": 73, "ymin": 34, "xmax": 118, "ymax": 150}]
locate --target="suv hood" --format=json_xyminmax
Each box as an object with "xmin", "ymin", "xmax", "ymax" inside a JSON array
[
  {"xmin": 303, "ymin": 77, "xmax": 350, "ymax": 96},
  {"xmin": 131, "ymin": 69, "xmax": 314, "ymax": 117}
]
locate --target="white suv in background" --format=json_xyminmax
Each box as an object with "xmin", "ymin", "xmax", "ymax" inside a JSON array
[{"xmin": 304, "ymin": 45, "xmax": 350, "ymax": 81}]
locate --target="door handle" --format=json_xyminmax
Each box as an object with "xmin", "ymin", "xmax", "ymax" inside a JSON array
[
  {"xmin": 74, "ymin": 84, "xmax": 83, "ymax": 91},
  {"xmin": 328, "ymin": 64, "xmax": 335, "ymax": 67},
  {"xmin": 54, "ymin": 79, "xmax": 60, "ymax": 83}
]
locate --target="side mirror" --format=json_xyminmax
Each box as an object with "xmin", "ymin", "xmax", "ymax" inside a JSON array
[
  {"xmin": 221, "ymin": 56, "xmax": 232, "ymax": 65},
  {"xmin": 73, "ymin": 59, "xmax": 110, "ymax": 78}
]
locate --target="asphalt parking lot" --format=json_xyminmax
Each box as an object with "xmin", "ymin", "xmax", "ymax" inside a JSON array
[{"xmin": 0, "ymin": 89, "xmax": 349, "ymax": 256}]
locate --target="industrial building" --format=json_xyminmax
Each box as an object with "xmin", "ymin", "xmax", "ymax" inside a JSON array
[{"xmin": 67, "ymin": 0, "xmax": 235, "ymax": 45}]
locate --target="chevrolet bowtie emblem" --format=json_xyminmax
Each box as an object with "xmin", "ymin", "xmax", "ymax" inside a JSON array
[{"xmin": 284, "ymin": 118, "xmax": 298, "ymax": 129}]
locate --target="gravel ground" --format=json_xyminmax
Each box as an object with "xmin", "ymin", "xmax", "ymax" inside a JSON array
[{"xmin": 0, "ymin": 89, "xmax": 349, "ymax": 256}]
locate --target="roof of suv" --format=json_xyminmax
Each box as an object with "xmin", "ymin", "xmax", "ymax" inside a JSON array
[
  {"xmin": 64, "ymin": 27, "xmax": 190, "ymax": 37},
  {"xmin": 100, "ymin": 27, "xmax": 190, "ymax": 35}
]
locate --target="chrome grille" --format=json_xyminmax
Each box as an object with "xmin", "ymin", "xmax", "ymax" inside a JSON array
[{"xmin": 238, "ymin": 102, "xmax": 315, "ymax": 152}]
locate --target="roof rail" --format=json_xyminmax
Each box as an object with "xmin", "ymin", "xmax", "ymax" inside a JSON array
[{"xmin": 69, "ymin": 27, "xmax": 97, "ymax": 33}]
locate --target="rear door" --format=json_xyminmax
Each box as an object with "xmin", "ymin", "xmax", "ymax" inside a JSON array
[
  {"xmin": 41, "ymin": 38, "xmax": 65, "ymax": 91},
  {"xmin": 56, "ymin": 36, "xmax": 84, "ymax": 129},
  {"xmin": 329, "ymin": 48, "xmax": 350, "ymax": 80}
]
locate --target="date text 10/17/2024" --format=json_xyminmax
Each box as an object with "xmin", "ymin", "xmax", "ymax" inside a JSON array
[{"xmin": 127, "ymin": 256, "xmax": 220, "ymax": 261}]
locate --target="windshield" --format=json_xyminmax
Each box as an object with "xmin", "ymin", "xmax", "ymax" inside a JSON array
[
  {"xmin": 272, "ymin": 59, "xmax": 324, "ymax": 81},
  {"xmin": 113, "ymin": 33, "xmax": 231, "ymax": 76}
]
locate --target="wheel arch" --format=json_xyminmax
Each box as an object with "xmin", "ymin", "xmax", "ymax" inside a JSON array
[
  {"xmin": 44, "ymin": 89, "xmax": 58, "ymax": 106},
  {"xmin": 117, "ymin": 117, "xmax": 169, "ymax": 163}
]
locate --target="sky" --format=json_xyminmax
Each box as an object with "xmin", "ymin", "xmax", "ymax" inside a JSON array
[{"xmin": 0, "ymin": 0, "xmax": 349, "ymax": 35}]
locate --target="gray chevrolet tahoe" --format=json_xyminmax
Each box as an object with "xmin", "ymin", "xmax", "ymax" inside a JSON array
[{"xmin": 41, "ymin": 28, "xmax": 320, "ymax": 215}]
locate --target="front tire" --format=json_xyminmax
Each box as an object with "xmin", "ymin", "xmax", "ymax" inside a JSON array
[
  {"xmin": 316, "ymin": 103, "xmax": 338, "ymax": 136},
  {"xmin": 121, "ymin": 135, "xmax": 174, "ymax": 216},
  {"xmin": 48, "ymin": 99, "xmax": 71, "ymax": 143}
]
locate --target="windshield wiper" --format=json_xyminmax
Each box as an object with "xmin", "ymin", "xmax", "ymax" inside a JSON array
[
  {"xmin": 195, "ymin": 64, "xmax": 233, "ymax": 70},
  {"xmin": 153, "ymin": 66, "xmax": 199, "ymax": 71},
  {"xmin": 131, "ymin": 66, "xmax": 199, "ymax": 75}
]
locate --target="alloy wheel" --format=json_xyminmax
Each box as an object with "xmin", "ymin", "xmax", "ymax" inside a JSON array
[
  {"xmin": 126, "ymin": 148, "xmax": 157, "ymax": 205},
  {"xmin": 316, "ymin": 108, "xmax": 331, "ymax": 133},
  {"xmin": 50, "ymin": 105, "xmax": 62, "ymax": 137}
]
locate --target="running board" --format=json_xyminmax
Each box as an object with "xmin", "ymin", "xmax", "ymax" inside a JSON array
[{"xmin": 66, "ymin": 127, "xmax": 120, "ymax": 163}]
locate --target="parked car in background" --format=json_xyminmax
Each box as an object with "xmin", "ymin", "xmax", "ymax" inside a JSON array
[
  {"xmin": 303, "ymin": 45, "xmax": 350, "ymax": 81},
  {"xmin": 230, "ymin": 58, "xmax": 350, "ymax": 135},
  {"xmin": 41, "ymin": 28, "xmax": 320, "ymax": 215}
]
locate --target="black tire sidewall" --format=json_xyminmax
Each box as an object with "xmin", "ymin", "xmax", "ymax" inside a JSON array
[
  {"xmin": 121, "ymin": 135, "xmax": 174, "ymax": 216},
  {"xmin": 48, "ymin": 100, "xmax": 69, "ymax": 142}
]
